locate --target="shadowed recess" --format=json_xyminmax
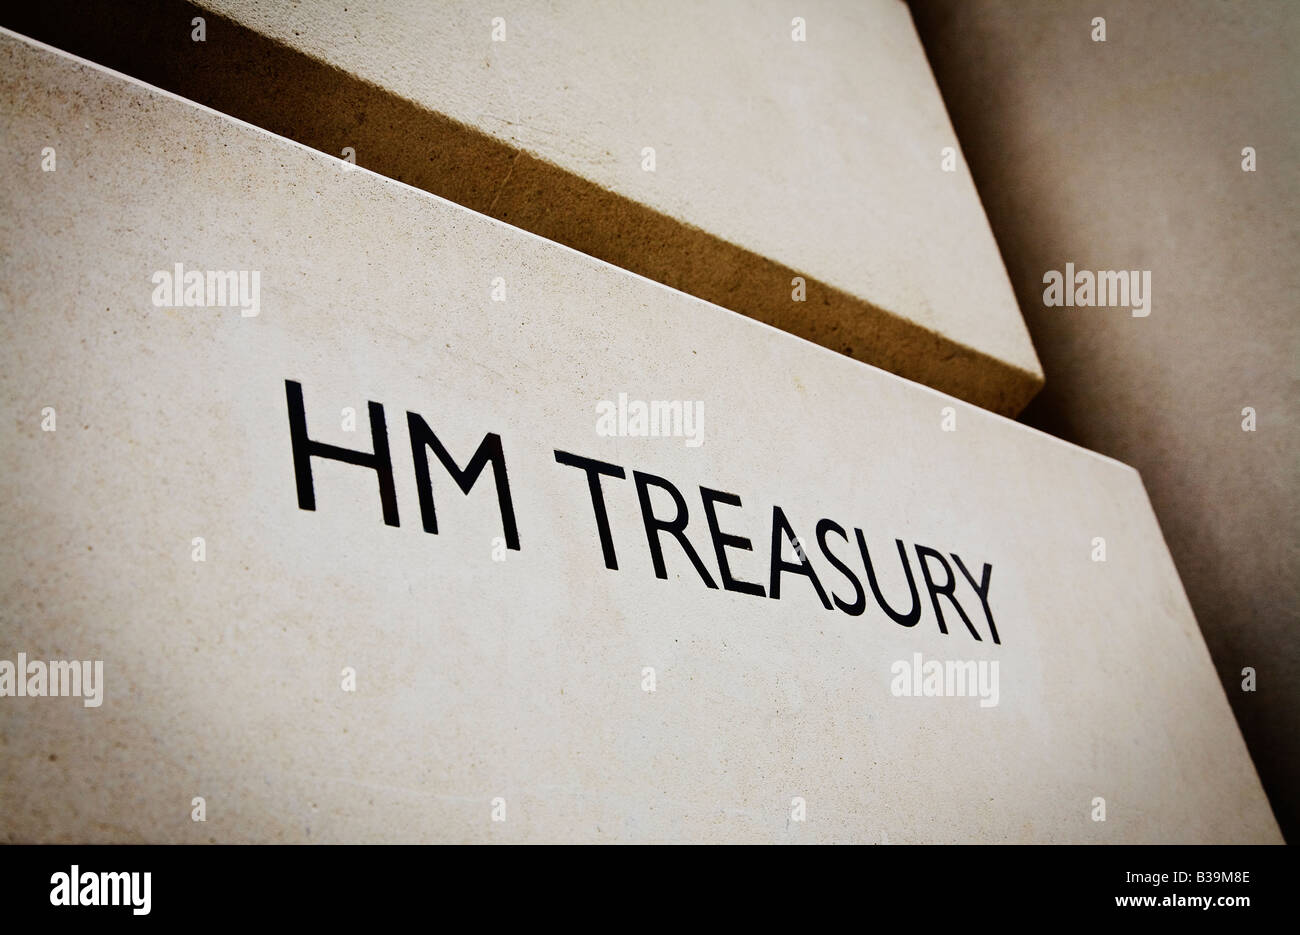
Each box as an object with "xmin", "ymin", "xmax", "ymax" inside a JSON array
[{"xmin": 1, "ymin": 0, "xmax": 1043, "ymax": 416}]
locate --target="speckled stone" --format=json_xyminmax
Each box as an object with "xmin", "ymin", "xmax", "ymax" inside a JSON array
[
  {"xmin": 0, "ymin": 0, "xmax": 1044, "ymax": 416},
  {"xmin": 0, "ymin": 31, "xmax": 1278, "ymax": 843}
]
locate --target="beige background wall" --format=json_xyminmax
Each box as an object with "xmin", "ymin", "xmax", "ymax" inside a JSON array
[{"xmin": 911, "ymin": 0, "xmax": 1299, "ymax": 839}]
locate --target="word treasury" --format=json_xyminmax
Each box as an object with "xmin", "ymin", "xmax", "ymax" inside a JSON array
[{"xmin": 284, "ymin": 381, "xmax": 1004, "ymax": 643}]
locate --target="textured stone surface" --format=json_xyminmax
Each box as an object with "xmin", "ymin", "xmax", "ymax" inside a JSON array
[
  {"xmin": 0, "ymin": 0, "xmax": 1044, "ymax": 416},
  {"xmin": 912, "ymin": 0, "xmax": 1300, "ymax": 841},
  {"xmin": 0, "ymin": 32, "xmax": 1277, "ymax": 843}
]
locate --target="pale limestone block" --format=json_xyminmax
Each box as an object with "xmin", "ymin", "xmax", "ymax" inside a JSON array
[
  {"xmin": 0, "ymin": 32, "xmax": 1276, "ymax": 843},
  {"xmin": 1, "ymin": 0, "xmax": 1044, "ymax": 415}
]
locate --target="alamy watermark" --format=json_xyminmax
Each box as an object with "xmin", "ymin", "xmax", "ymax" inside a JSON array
[
  {"xmin": 595, "ymin": 392, "xmax": 704, "ymax": 447},
  {"xmin": 151, "ymin": 262, "xmax": 261, "ymax": 317},
  {"xmin": 50, "ymin": 866, "xmax": 150, "ymax": 915},
  {"xmin": 0, "ymin": 653, "xmax": 103, "ymax": 707},
  {"xmin": 1043, "ymin": 263, "xmax": 1151, "ymax": 317},
  {"xmin": 890, "ymin": 652, "xmax": 999, "ymax": 708}
]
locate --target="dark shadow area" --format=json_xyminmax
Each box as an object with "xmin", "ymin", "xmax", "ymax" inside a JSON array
[{"xmin": 1, "ymin": 0, "xmax": 1042, "ymax": 416}]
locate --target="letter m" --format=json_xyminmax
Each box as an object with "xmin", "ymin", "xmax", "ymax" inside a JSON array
[
  {"xmin": 407, "ymin": 412, "xmax": 520, "ymax": 550},
  {"xmin": 101, "ymin": 872, "xmax": 129, "ymax": 906},
  {"xmin": 1100, "ymin": 270, "xmax": 1129, "ymax": 307},
  {"xmin": 49, "ymin": 660, "xmax": 80, "ymax": 697}
]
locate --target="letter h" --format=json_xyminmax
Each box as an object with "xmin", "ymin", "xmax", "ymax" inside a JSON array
[{"xmin": 285, "ymin": 379, "xmax": 399, "ymax": 526}]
